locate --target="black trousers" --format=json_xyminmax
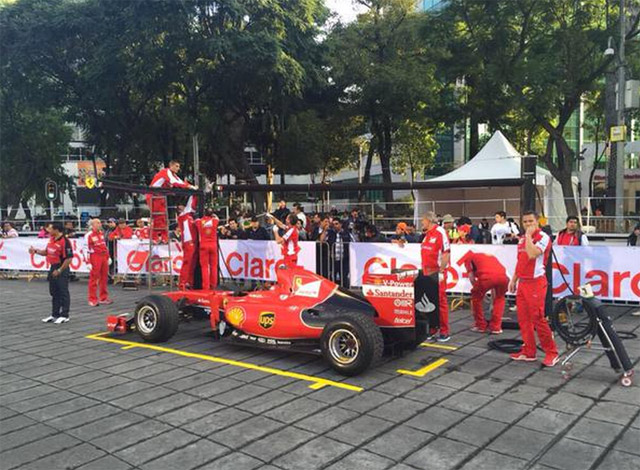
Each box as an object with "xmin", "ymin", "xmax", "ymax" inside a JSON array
[{"xmin": 48, "ymin": 265, "xmax": 70, "ymax": 318}]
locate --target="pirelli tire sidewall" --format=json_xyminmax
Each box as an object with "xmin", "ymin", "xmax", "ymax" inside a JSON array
[
  {"xmin": 320, "ymin": 312, "xmax": 384, "ymax": 376},
  {"xmin": 134, "ymin": 295, "xmax": 179, "ymax": 343}
]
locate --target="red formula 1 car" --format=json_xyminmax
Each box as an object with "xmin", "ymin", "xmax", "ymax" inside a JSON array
[{"xmin": 107, "ymin": 265, "xmax": 429, "ymax": 376}]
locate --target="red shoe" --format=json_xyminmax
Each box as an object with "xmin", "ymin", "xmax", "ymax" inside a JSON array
[
  {"xmin": 542, "ymin": 354, "xmax": 560, "ymax": 367},
  {"xmin": 471, "ymin": 326, "xmax": 486, "ymax": 333},
  {"xmin": 490, "ymin": 329, "xmax": 503, "ymax": 335},
  {"xmin": 99, "ymin": 299, "xmax": 113, "ymax": 305},
  {"xmin": 510, "ymin": 352, "xmax": 536, "ymax": 362},
  {"xmin": 88, "ymin": 301, "xmax": 98, "ymax": 307}
]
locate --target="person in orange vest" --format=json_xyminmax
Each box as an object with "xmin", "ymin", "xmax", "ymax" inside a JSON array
[
  {"xmin": 463, "ymin": 251, "xmax": 508, "ymax": 334},
  {"xmin": 147, "ymin": 160, "xmax": 197, "ymax": 243},
  {"xmin": 108, "ymin": 219, "xmax": 133, "ymax": 240},
  {"xmin": 84, "ymin": 219, "xmax": 112, "ymax": 307},
  {"xmin": 177, "ymin": 196, "xmax": 198, "ymax": 290},
  {"xmin": 195, "ymin": 207, "xmax": 219, "ymax": 290}
]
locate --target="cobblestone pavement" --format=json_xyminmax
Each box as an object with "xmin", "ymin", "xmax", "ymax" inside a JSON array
[{"xmin": 1, "ymin": 278, "xmax": 639, "ymax": 470}]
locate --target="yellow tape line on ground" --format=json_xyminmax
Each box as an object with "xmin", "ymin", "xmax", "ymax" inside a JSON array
[
  {"xmin": 397, "ymin": 358, "xmax": 449, "ymax": 377},
  {"xmin": 86, "ymin": 333, "xmax": 363, "ymax": 392},
  {"xmin": 420, "ymin": 342, "xmax": 458, "ymax": 351}
]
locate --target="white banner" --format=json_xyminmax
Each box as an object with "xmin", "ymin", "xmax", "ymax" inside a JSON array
[
  {"xmin": 2, "ymin": 237, "xmax": 638, "ymax": 302},
  {"xmin": 0, "ymin": 237, "xmax": 90, "ymax": 273},
  {"xmin": 115, "ymin": 239, "xmax": 317, "ymax": 281},
  {"xmin": 349, "ymin": 243, "xmax": 640, "ymax": 302}
]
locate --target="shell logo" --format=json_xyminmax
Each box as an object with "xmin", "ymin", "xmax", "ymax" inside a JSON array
[{"xmin": 226, "ymin": 307, "xmax": 245, "ymax": 327}]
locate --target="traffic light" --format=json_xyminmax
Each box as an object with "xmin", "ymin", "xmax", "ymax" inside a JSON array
[{"xmin": 45, "ymin": 180, "xmax": 58, "ymax": 201}]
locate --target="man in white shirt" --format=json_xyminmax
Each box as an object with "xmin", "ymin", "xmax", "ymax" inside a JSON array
[{"xmin": 491, "ymin": 211, "xmax": 519, "ymax": 245}]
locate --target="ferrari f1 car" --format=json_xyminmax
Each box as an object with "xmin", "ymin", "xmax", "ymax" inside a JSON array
[{"xmin": 107, "ymin": 265, "xmax": 431, "ymax": 376}]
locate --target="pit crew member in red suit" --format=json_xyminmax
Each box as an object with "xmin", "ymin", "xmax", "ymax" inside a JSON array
[
  {"xmin": 177, "ymin": 195, "xmax": 198, "ymax": 289},
  {"xmin": 147, "ymin": 160, "xmax": 197, "ymax": 243},
  {"xmin": 272, "ymin": 214, "xmax": 300, "ymax": 267},
  {"xmin": 195, "ymin": 207, "xmax": 219, "ymax": 290},
  {"xmin": 420, "ymin": 211, "xmax": 451, "ymax": 342},
  {"xmin": 84, "ymin": 219, "xmax": 112, "ymax": 307},
  {"xmin": 463, "ymin": 251, "xmax": 508, "ymax": 334},
  {"xmin": 508, "ymin": 210, "xmax": 559, "ymax": 367}
]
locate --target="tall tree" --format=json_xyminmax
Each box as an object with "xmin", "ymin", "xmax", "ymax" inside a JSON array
[
  {"xmin": 440, "ymin": 0, "xmax": 640, "ymax": 217},
  {"xmin": 326, "ymin": 0, "xmax": 445, "ymax": 201}
]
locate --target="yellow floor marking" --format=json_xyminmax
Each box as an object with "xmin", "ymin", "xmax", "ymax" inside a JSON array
[
  {"xmin": 121, "ymin": 345, "xmax": 137, "ymax": 350},
  {"xmin": 420, "ymin": 342, "xmax": 458, "ymax": 351},
  {"xmin": 86, "ymin": 333, "xmax": 362, "ymax": 392},
  {"xmin": 397, "ymin": 358, "xmax": 449, "ymax": 377}
]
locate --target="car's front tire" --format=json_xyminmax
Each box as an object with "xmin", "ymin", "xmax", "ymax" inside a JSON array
[
  {"xmin": 320, "ymin": 312, "xmax": 383, "ymax": 376},
  {"xmin": 134, "ymin": 295, "xmax": 179, "ymax": 343}
]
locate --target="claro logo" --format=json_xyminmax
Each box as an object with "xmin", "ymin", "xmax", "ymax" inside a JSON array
[
  {"xmin": 553, "ymin": 262, "xmax": 640, "ymax": 298},
  {"xmin": 225, "ymin": 251, "xmax": 277, "ymax": 279},
  {"xmin": 363, "ymin": 256, "xmax": 459, "ymax": 289}
]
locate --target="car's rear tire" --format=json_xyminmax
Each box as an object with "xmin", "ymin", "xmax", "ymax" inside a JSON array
[
  {"xmin": 134, "ymin": 295, "xmax": 179, "ymax": 343},
  {"xmin": 320, "ymin": 312, "xmax": 383, "ymax": 376}
]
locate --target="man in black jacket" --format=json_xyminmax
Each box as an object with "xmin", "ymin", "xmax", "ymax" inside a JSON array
[{"xmin": 245, "ymin": 216, "xmax": 269, "ymax": 240}]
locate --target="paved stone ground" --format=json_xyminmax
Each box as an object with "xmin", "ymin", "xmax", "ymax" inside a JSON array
[{"xmin": 1, "ymin": 277, "xmax": 639, "ymax": 470}]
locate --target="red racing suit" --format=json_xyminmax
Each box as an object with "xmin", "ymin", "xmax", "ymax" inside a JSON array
[
  {"xmin": 84, "ymin": 229, "xmax": 110, "ymax": 304},
  {"xmin": 421, "ymin": 224, "xmax": 451, "ymax": 336},
  {"xmin": 515, "ymin": 229, "xmax": 558, "ymax": 358},
  {"xmin": 134, "ymin": 226, "xmax": 149, "ymax": 240},
  {"xmin": 178, "ymin": 196, "xmax": 198, "ymax": 289},
  {"xmin": 280, "ymin": 227, "xmax": 300, "ymax": 267},
  {"xmin": 196, "ymin": 215, "xmax": 219, "ymax": 290},
  {"xmin": 463, "ymin": 252, "xmax": 509, "ymax": 332},
  {"xmin": 147, "ymin": 168, "xmax": 191, "ymax": 243}
]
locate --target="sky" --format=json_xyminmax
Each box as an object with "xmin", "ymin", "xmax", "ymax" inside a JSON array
[{"xmin": 325, "ymin": 0, "xmax": 366, "ymax": 23}]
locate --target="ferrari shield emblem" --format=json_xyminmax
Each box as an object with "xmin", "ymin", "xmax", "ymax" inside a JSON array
[
  {"xmin": 85, "ymin": 176, "xmax": 96, "ymax": 189},
  {"xmin": 258, "ymin": 312, "xmax": 275, "ymax": 329}
]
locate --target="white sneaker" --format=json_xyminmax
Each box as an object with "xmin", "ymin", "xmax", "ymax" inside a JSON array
[
  {"xmin": 53, "ymin": 317, "xmax": 69, "ymax": 324},
  {"xmin": 509, "ymin": 305, "xmax": 517, "ymax": 312},
  {"xmin": 415, "ymin": 294, "xmax": 436, "ymax": 313},
  {"xmin": 41, "ymin": 316, "xmax": 55, "ymax": 323}
]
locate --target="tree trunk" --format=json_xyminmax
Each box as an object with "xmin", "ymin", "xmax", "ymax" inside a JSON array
[
  {"xmin": 380, "ymin": 118, "xmax": 394, "ymax": 202},
  {"xmin": 559, "ymin": 174, "xmax": 579, "ymax": 221},
  {"xmin": 469, "ymin": 114, "xmax": 479, "ymax": 158},
  {"xmin": 360, "ymin": 142, "xmax": 375, "ymax": 202}
]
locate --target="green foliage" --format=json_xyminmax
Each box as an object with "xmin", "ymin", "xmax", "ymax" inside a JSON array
[
  {"xmin": 325, "ymin": 0, "xmax": 445, "ymax": 200},
  {"xmin": 0, "ymin": 97, "xmax": 72, "ymax": 208},
  {"xmin": 392, "ymin": 119, "xmax": 439, "ymax": 182}
]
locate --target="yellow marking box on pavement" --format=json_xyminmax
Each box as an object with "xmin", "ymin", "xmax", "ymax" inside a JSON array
[{"xmin": 86, "ymin": 332, "xmax": 363, "ymax": 392}]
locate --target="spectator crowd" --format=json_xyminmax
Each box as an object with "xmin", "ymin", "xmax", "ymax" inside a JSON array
[{"xmin": 3, "ymin": 199, "xmax": 640, "ymax": 249}]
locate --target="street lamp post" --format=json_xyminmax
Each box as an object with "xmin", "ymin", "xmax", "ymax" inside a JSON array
[{"xmin": 615, "ymin": 0, "xmax": 626, "ymax": 232}]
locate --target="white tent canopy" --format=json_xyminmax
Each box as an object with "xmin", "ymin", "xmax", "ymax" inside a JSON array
[{"xmin": 413, "ymin": 131, "xmax": 577, "ymax": 231}]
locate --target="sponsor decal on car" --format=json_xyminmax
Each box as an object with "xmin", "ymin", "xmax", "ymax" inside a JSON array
[
  {"xmin": 294, "ymin": 280, "xmax": 322, "ymax": 298},
  {"xmin": 393, "ymin": 299, "xmax": 413, "ymax": 307},
  {"xmin": 394, "ymin": 317, "xmax": 412, "ymax": 325},
  {"xmin": 226, "ymin": 306, "xmax": 245, "ymax": 327},
  {"xmin": 362, "ymin": 285, "xmax": 413, "ymax": 298},
  {"xmin": 258, "ymin": 311, "xmax": 276, "ymax": 329}
]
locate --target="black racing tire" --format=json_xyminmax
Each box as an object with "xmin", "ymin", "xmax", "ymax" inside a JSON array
[
  {"xmin": 134, "ymin": 295, "xmax": 179, "ymax": 343},
  {"xmin": 320, "ymin": 312, "xmax": 384, "ymax": 377}
]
